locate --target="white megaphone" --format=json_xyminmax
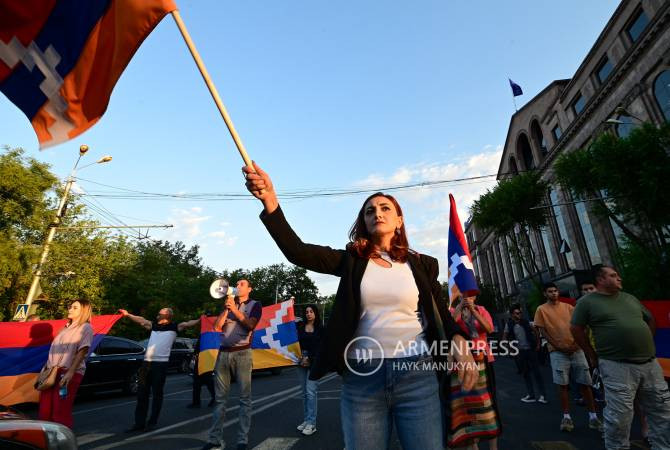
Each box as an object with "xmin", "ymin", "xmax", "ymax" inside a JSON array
[{"xmin": 209, "ymin": 278, "xmax": 238, "ymax": 299}]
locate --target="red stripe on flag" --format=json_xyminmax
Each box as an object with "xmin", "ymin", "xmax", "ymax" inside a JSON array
[{"xmin": 0, "ymin": 0, "xmax": 58, "ymax": 82}]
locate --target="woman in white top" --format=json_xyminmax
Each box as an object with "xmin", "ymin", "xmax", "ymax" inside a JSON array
[
  {"xmin": 244, "ymin": 162, "xmax": 477, "ymax": 449},
  {"xmin": 38, "ymin": 299, "xmax": 94, "ymax": 428}
]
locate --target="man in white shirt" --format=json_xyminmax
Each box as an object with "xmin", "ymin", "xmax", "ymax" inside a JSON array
[{"xmin": 120, "ymin": 307, "xmax": 200, "ymax": 432}]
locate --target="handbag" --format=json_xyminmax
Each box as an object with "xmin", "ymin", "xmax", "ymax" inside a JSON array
[{"xmin": 34, "ymin": 365, "xmax": 58, "ymax": 391}]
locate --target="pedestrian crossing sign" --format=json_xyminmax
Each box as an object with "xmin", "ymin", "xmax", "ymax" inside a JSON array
[{"xmin": 13, "ymin": 304, "xmax": 29, "ymax": 321}]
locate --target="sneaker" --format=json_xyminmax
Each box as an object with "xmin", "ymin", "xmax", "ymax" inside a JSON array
[
  {"xmin": 520, "ymin": 395, "xmax": 536, "ymax": 403},
  {"xmin": 302, "ymin": 424, "xmax": 317, "ymax": 436},
  {"xmin": 560, "ymin": 417, "xmax": 574, "ymax": 432},
  {"xmin": 589, "ymin": 416, "xmax": 604, "ymax": 432},
  {"xmin": 297, "ymin": 421, "xmax": 307, "ymax": 431},
  {"xmin": 201, "ymin": 444, "xmax": 221, "ymax": 450},
  {"xmin": 538, "ymin": 396, "xmax": 548, "ymax": 404}
]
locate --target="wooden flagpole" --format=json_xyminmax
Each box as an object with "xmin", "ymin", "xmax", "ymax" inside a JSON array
[{"xmin": 171, "ymin": 10, "xmax": 253, "ymax": 168}]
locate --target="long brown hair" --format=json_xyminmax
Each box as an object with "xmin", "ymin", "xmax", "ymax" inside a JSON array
[
  {"xmin": 67, "ymin": 299, "xmax": 92, "ymax": 326},
  {"xmin": 347, "ymin": 192, "xmax": 410, "ymax": 262}
]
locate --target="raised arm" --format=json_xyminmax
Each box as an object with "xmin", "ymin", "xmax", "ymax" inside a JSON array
[
  {"xmin": 178, "ymin": 317, "xmax": 201, "ymax": 332},
  {"xmin": 119, "ymin": 309, "xmax": 152, "ymax": 330},
  {"xmin": 243, "ymin": 162, "xmax": 344, "ymax": 275}
]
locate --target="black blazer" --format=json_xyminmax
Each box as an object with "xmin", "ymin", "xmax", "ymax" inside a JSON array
[{"xmin": 261, "ymin": 206, "xmax": 462, "ymax": 380}]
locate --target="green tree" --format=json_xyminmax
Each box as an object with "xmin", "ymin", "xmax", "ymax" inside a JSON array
[
  {"xmin": 554, "ymin": 123, "xmax": 670, "ymax": 298},
  {"xmin": 554, "ymin": 122, "xmax": 670, "ymax": 253},
  {"xmin": 0, "ymin": 147, "xmax": 58, "ymax": 319},
  {"xmin": 470, "ymin": 172, "xmax": 549, "ymax": 279}
]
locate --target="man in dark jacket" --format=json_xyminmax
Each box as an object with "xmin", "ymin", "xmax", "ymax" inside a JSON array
[{"xmin": 503, "ymin": 304, "xmax": 547, "ymax": 403}]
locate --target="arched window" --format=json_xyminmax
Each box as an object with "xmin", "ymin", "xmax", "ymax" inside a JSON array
[
  {"xmin": 530, "ymin": 120, "xmax": 548, "ymax": 156},
  {"xmin": 653, "ymin": 70, "xmax": 670, "ymax": 121},
  {"xmin": 509, "ymin": 156, "xmax": 518, "ymax": 175},
  {"xmin": 517, "ymin": 133, "xmax": 535, "ymax": 170}
]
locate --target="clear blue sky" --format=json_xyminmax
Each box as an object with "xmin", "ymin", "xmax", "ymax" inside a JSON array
[{"xmin": 0, "ymin": 1, "xmax": 620, "ymax": 296}]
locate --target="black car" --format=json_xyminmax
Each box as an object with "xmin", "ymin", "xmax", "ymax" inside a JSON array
[
  {"xmin": 139, "ymin": 337, "xmax": 195, "ymax": 373},
  {"xmin": 80, "ymin": 336, "xmax": 145, "ymax": 395}
]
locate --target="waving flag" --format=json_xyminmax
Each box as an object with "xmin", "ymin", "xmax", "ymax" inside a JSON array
[
  {"xmin": 0, "ymin": 0, "xmax": 176, "ymax": 148},
  {"xmin": 0, "ymin": 315, "xmax": 122, "ymax": 405},
  {"xmin": 198, "ymin": 300, "xmax": 301, "ymax": 375},
  {"xmin": 508, "ymin": 79, "xmax": 523, "ymax": 97},
  {"xmin": 447, "ymin": 194, "xmax": 479, "ymax": 306}
]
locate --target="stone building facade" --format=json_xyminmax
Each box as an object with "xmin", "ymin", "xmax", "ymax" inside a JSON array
[{"xmin": 465, "ymin": 0, "xmax": 670, "ymax": 300}]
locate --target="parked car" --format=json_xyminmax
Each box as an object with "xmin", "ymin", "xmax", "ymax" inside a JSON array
[
  {"xmin": 139, "ymin": 337, "xmax": 195, "ymax": 373},
  {"xmin": 0, "ymin": 406, "xmax": 76, "ymax": 450},
  {"xmin": 80, "ymin": 335, "xmax": 145, "ymax": 395}
]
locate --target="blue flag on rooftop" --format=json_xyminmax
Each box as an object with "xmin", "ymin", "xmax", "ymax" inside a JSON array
[{"xmin": 509, "ymin": 79, "xmax": 523, "ymax": 97}]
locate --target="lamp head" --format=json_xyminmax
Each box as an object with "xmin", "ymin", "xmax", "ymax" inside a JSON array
[
  {"xmin": 98, "ymin": 155, "xmax": 113, "ymax": 163},
  {"xmin": 79, "ymin": 145, "xmax": 89, "ymax": 155}
]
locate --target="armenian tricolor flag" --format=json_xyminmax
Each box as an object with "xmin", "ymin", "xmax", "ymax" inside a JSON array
[
  {"xmin": 0, "ymin": 0, "xmax": 176, "ymax": 148},
  {"xmin": 447, "ymin": 193, "xmax": 479, "ymax": 306},
  {"xmin": 641, "ymin": 300, "xmax": 670, "ymax": 378},
  {"xmin": 0, "ymin": 315, "xmax": 122, "ymax": 405},
  {"xmin": 198, "ymin": 300, "xmax": 301, "ymax": 375}
]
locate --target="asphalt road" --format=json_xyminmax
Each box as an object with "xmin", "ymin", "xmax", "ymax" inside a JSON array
[{"xmin": 18, "ymin": 358, "xmax": 651, "ymax": 449}]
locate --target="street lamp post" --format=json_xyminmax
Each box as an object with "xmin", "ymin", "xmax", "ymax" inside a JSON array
[{"xmin": 23, "ymin": 145, "xmax": 112, "ymax": 318}]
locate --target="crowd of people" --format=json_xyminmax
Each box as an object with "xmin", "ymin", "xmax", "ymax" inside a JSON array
[{"xmin": 28, "ymin": 160, "xmax": 669, "ymax": 450}]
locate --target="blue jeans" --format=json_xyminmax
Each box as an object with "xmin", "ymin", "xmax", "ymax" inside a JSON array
[
  {"xmin": 207, "ymin": 349, "xmax": 253, "ymax": 447},
  {"xmin": 298, "ymin": 366, "xmax": 318, "ymax": 425},
  {"xmin": 341, "ymin": 354, "xmax": 443, "ymax": 450}
]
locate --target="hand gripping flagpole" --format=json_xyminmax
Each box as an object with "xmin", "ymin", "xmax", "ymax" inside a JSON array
[{"xmin": 171, "ymin": 10, "xmax": 253, "ymax": 169}]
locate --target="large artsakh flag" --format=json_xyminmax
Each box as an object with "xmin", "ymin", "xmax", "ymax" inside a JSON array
[
  {"xmin": 198, "ymin": 300, "xmax": 301, "ymax": 375},
  {"xmin": 0, "ymin": 0, "xmax": 176, "ymax": 148}
]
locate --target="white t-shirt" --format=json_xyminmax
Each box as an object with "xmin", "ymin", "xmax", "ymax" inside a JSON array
[
  {"xmin": 351, "ymin": 254, "xmax": 426, "ymax": 359},
  {"xmin": 144, "ymin": 322, "xmax": 178, "ymax": 362}
]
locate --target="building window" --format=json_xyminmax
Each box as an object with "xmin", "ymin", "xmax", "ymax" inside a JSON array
[
  {"xmin": 572, "ymin": 93, "xmax": 586, "ymax": 116},
  {"xmin": 574, "ymin": 202, "xmax": 602, "ymax": 265},
  {"xmin": 541, "ymin": 228, "xmax": 555, "ymax": 270},
  {"xmin": 506, "ymin": 237, "xmax": 521, "ymax": 283},
  {"xmin": 517, "ymin": 133, "xmax": 535, "ymax": 170},
  {"xmin": 550, "ymin": 188, "xmax": 576, "ymax": 270},
  {"xmin": 626, "ymin": 8, "xmax": 649, "ymax": 43},
  {"xmin": 615, "ymin": 114, "xmax": 637, "ymax": 138},
  {"xmin": 595, "ymin": 57, "xmax": 613, "ymax": 84},
  {"xmin": 552, "ymin": 125, "xmax": 562, "ymax": 142},
  {"xmin": 531, "ymin": 120, "xmax": 548, "ymax": 156},
  {"xmin": 653, "ymin": 70, "xmax": 670, "ymax": 121}
]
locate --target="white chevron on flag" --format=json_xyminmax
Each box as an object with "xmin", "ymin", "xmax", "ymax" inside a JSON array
[{"xmin": 448, "ymin": 253, "xmax": 474, "ymax": 286}]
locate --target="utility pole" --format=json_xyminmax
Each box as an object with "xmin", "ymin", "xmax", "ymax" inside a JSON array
[{"xmin": 23, "ymin": 145, "xmax": 112, "ymax": 319}]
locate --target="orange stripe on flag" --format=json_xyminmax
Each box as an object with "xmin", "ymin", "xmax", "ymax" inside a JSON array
[{"xmin": 32, "ymin": 0, "xmax": 176, "ymax": 147}]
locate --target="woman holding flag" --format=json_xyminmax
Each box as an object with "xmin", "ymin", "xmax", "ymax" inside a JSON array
[
  {"xmin": 243, "ymin": 162, "xmax": 477, "ymax": 449},
  {"xmin": 38, "ymin": 299, "xmax": 94, "ymax": 429}
]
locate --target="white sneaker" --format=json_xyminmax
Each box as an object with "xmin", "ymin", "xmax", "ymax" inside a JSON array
[
  {"xmin": 538, "ymin": 396, "xmax": 548, "ymax": 404},
  {"xmin": 296, "ymin": 421, "xmax": 307, "ymax": 431},
  {"xmin": 302, "ymin": 424, "xmax": 317, "ymax": 436},
  {"xmin": 521, "ymin": 395, "xmax": 536, "ymax": 403}
]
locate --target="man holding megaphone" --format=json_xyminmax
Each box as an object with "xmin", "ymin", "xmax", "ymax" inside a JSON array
[{"xmin": 203, "ymin": 279, "xmax": 262, "ymax": 450}]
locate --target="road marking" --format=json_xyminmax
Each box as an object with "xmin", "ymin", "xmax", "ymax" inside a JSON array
[
  {"xmin": 252, "ymin": 437, "xmax": 301, "ymax": 450},
  {"xmin": 74, "ymin": 389, "xmax": 193, "ymax": 415},
  {"xmin": 88, "ymin": 373, "xmax": 338, "ymax": 449},
  {"xmin": 77, "ymin": 433, "xmax": 115, "ymax": 445}
]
